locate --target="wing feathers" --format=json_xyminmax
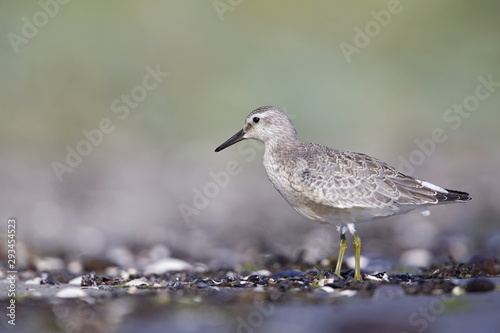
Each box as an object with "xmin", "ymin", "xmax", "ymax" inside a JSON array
[{"xmin": 289, "ymin": 144, "xmax": 470, "ymax": 210}]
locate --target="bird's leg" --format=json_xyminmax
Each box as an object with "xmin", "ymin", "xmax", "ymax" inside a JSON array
[
  {"xmin": 352, "ymin": 232, "xmax": 362, "ymax": 281},
  {"xmin": 334, "ymin": 233, "xmax": 347, "ymax": 278}
]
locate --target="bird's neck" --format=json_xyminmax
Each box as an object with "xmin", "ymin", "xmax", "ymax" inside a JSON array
[{"xmin": 263, "ymin": 134, "xmax": 299, "ymax": 156}]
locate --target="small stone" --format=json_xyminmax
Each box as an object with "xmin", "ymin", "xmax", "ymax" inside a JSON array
[
  {"xmin": 246, "ymin": 275, "xmax": 263, "ymax": 282},
  {"xmin": 224, "ymin": 272, "xmax": 237, "ymax": 278},
  {"xmin": 82, "ymin": 256, "xmax": 116, "ymax": 273},
  {"xmin": 323, "ymin": 271, "xmax": 340, "ymax": 279},
  {"xmin": 337, "ymin": 290, "xmax": 357, "ymax": 297},
  {"xmin": 270, "ymin": 270, "xmax": 303, "ymax": 279},
  {"xmin": 126, "ymin": 268, "xmax": 141, "ymax": 279},
  {"xmin": 47, "ymin": 271, "xmax": 71, "ymax": 283},
  {"xmin": 81, "ymin": 271, "xmax": 103, "ymax": 287},
  {"xmin": 465, "ymin": 278, "xmax": 495, "ymax": 293},
  {"xmin": 364, "ymin": 272, "xmax": 389, "ymax": 282},
  {"xmin": 252, "ymin": 269, "xmax": 271, "ymax": 276},
  {"xmin": 69, "ymin": 276, "xmax": 83, "ymax": 285},
  {"xmin": 320, "ymin": 258, "xmax": 331, "ymax": 266},
  {"xmin": 125, "ymin": 279, "xmax": 150, "ymax": 287},
  {"xmin": 451, "ymin": 286, "xmax": 466, "ymax": 296},
  {"xmin": 67, "ymin": 260, "xmax": 83, "ymax": 275},
  {"xmin": 345, "ymin": 255, "xmax": 369, "ymax": 270},
  {"xmin": 303, "ymin": 270, "xmax": 318, "ymax": 280},
  {"xmin": 194, "ymin": 281, "xmax": 211, "ymax": 288},
  {"xmin": 149, "ymin": 244, "xmax": 171, "ymax": 260},
  {"xmin": 104, "ymin": 266, "xmax": 121, "ymax": 277},
  {"xmin": 40, "ymin": 279, "xmax": 58, "ymax": 285},
  {"xmin": 56, "ymin": 288, "xmax": 88, "ymax": 298},
  {"xmin": 319, "ymin": 286, "xmax": 335, "ymax": 293},
  {"xmin": 318, "ymin": 278, "xmax": 333, "ymax": 287},
  {"xmin": 18, "ymin": 270, "xmax": 36, "ymax": 280},
  {"xmin": 468, "ymin": 255, "xmax": 500, "ymax": 275},
  {"xmin": 400, "ymin": 248, "xmax": 433, "ymax": 267},
  {"xmin": 34, "ymin": 257, "xmax": 65, "ymax": 271},
  {"xmin": 25, "ymin": 277, "xmax": 42, "ymax": 285},
  {"xmin": 143, "ymin": 258, "xmax": 192, "ymax": 275},
  {"xmin": 193, "ymin": 263, "xmax": 208, "ymax": 273},
  {"xmin": 106, "ymin": 246, "xmax": 135, "ymax": 268},
  {"xmin": 325, "ymin": 280, "xmax": 346, "ymax": 289}
]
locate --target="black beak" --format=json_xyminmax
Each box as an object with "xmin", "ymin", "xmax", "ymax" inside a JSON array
[{"xmin": 215, "ymin": 129, "xmax": 245, "ymax": 152}]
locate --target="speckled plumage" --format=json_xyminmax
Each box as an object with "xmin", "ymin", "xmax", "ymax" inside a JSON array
[{"xmin": 215, "ymin": 106, "xmax": 470, "ymax": 280}]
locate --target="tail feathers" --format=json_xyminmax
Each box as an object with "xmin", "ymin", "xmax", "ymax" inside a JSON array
[
  {"xmin": 419, "ymin": 180, "xmax": 471, "ymax": 203},
  {"xmin": 436, "ymin": 188, "xmax": 471, "ymax": 203}
]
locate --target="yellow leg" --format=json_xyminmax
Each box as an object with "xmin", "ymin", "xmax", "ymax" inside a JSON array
[
  {"xmin": 334, "ymin": 233, "xmax": 347, "ymax": 278},
  {"xmin": 353, "ymin": 232, "xmax": 362, "ymax": 281}
]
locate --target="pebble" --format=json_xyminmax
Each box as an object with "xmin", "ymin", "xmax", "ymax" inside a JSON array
[
  {"xmin": 468, "ymin": 255, "xmax": 500, "ymax": 276},
  {"xmin": 400, "ymin": 248, "xmax": 433, "ymax": 268},
  {"xmin": 40, "ymin": 279, "xmax": 58, "ymax": 285},
  {"xmin": 106, "ymin": 246, "xmax": 135, "ymax": 268},
  {"xmin": 318, "ymin": 278, "xmax": 334, "ymax": 287},
  {"xmin": 56, "ymin": 287, "xmax": 88, "ymax": 298},
  {"xmin": 123, "ymin": 268, "xmax": 141, "ymax": 280},
  {"xmin": 451, "ymin": 286, "xmax": 466, "ymax": 296},
  {"xmin": 148, "ymin": 244, "xmax": 171, "ymax": 261},
  {"xmin": 337, "ymin": 290, "xmax": 357, "ymax": 297},
  {"xmin": 323, "ymin": 271, "xmax": 341, "ymax": 279},
  {"xmin": 193, "ymin": 263, "xmax": 208, "ymax": 273},
  {"xmin": 125, "ymin": 279, "xmax": 150, "ymax": 287},
  {"xmin": 143, "ymin": 258, "xmax": 192, "ymax": 274},
  {"xmin": 152, "ymin": 282, "xmax": 163, "ymax": 288},
  {"xmin": 69, "ymin": 276, "xmax": 83, "ymax": 286},
  {"xmin": 246, "ymin": 275, "xmax": 264, "ymax": 283},
  {"xmin": 465, "ymin": 278, "xmax": 495, "ymax": 293},
  {"xmin": 67, "ymin": 260, "xmax": 83, "ymax": 275},
  {"xmin": 270, "ymin": 270, "xmax": 303, "ymax": 279},
  {"xmin": 34, "ymin": 257, "xmax": 65, "ymax": 271},
  {"xmin": 345, "ymin": 255, "xmax": 369, "ymax": 270},
  {"xmin": 252, "ymin": 269, "xmax": 272, "ymax": 276},
  {"xmin": 320, "ymin": 258, "xmax": 331, "ymax": 266},
  {"xmin": 364, "ymin": 272, "xmax": 389, "ymax": 282},
  {"xmin": 318, "ymin": 271, "xmax": 344, "ymax": 288},
  {"xmin": 326, "ymin": 280, "xmax": 346, "ymax": 289},
  {"xmin": 319, "ymin": 286, "xmax": 335, "ymax": 293},
  {"xmin": 46, "ymin": 271, "xmax": 71, "ymax": 283},
  {"xmin": 303, "ymin": 270, "xmax": 318, "ymax": 280}
]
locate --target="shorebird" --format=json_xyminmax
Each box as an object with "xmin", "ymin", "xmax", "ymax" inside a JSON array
[{"xmin": 215, "ymin": 106, "xmax": 471, "ymax": 280}]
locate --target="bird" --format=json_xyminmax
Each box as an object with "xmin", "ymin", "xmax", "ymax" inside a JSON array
[{"xmin": 215, "ymin": 106, "xmax": 471, "ymax": 281}]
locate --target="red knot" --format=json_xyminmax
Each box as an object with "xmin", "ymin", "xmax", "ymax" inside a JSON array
[{"xmin": 215, "ymin": 106, "xmax": 471, "ymax": 280}]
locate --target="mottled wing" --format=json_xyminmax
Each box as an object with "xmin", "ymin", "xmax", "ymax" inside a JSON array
[{"xmin": 287, "ymin": 144, "xmax": 441, "ymax": 210}]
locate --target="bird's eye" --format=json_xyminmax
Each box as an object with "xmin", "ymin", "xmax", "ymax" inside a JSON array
[{"xmin": 253, "ymin": 117, "xmax": 260, "ymax": 123}]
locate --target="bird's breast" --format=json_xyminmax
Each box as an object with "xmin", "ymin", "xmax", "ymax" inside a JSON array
[{"xmin": 263, "ymin": 152, "xmax": 296, "ymax": 200}]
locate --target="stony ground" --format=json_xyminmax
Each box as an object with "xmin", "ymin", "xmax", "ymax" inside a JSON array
[{"xmin": 1, "ymin": 254, "xmax": 500, "ymax": 333}]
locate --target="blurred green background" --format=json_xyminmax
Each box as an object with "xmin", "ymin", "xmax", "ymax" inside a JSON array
[{"xmin": 1, "ymin": 0, "xmax": 499, "ymax": 268}]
